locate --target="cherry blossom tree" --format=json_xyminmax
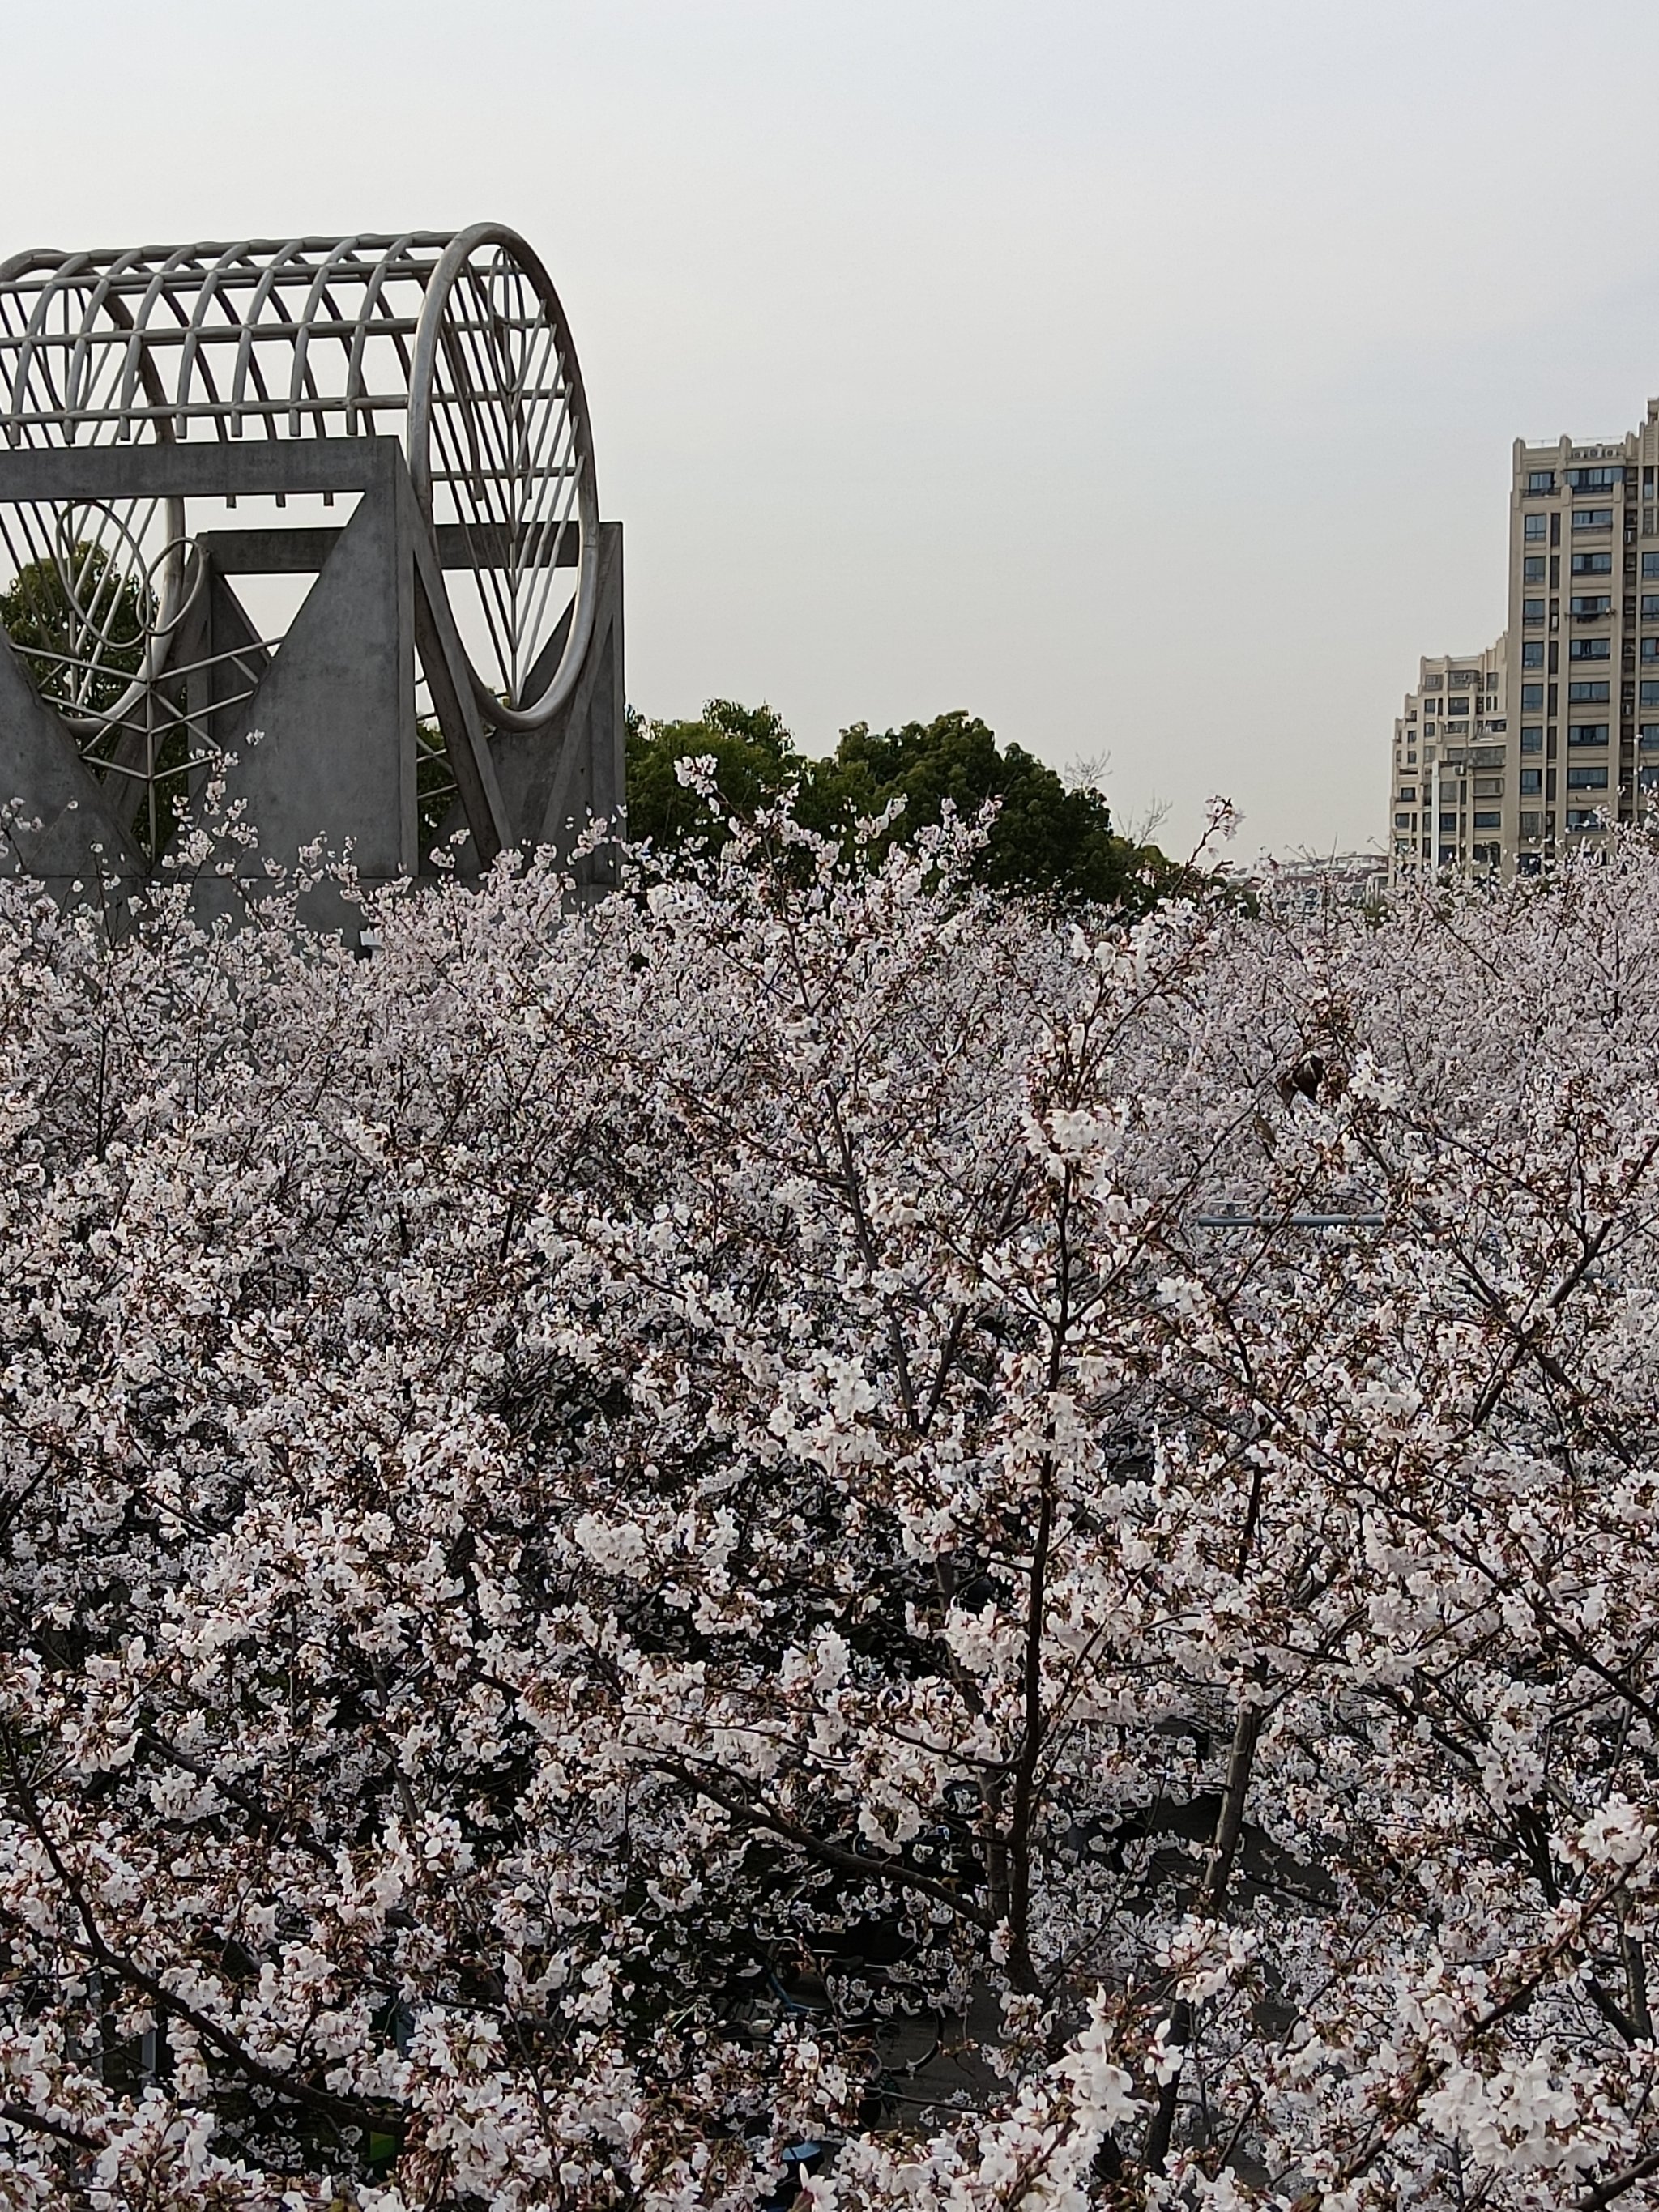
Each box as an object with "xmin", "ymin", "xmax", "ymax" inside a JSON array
[{"xmin": 4, "ymin": 788, "xmax": 1659, "ymax": 2208}]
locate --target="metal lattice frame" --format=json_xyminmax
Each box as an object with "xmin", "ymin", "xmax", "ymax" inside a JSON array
[{"xmin": 0, "ymin": 228, "xmax": 599, "ymax": 823}]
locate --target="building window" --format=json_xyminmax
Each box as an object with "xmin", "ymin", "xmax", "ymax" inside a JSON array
[
  {"xmin": 1397, "ymin": 786, "xmax": 1418, "ymax": 802},
  {"xmin": 1642, "ymin": 766, "xmax": 1659, "ymax": 794},
  {"xmin": 1572, "ymin": 508, "xmax": 1614, "ymax": 531},
  {"xmin": 1566, "ymin": 808, "xmax": 1603, "ymax": 829},
  {"xmin": 1567, "ymin": 765, "xmax": 1610, "ymax": 789},
  {"xmin": 1643, "ymin": 596, "xmax": 1659, "ymax": 620},
  {"xmin": 1645, "ymin": 552, "xmax": 1659, "ymax": 579},
  {"xmin": 1570, "ymin": 638, "xmax": 1611, "ymax": 660},
  {"xmin": 1567, "ymin": 465, "xmax": 1620, "ymax": 490},
  {"xmin": 1642, "ymin": 681, "xmax": 1659, "ymax": 707},
  {"xmin": 1522, "ymin": 641, "xmax": 1545, "ymax": 667},
  {"xmin": 1472, "ymin": 810, "xmax": 1501, "ymax": 829},
  {"xmin": 1522, "ymin": 598, "xmax": 1545, "ymax": 624},
  {"xmin": 1524, "ymin": 555, "xmax": 1547, "ymax": 583},
  {"xmin": 1568, "ymin": 680, "xmax": 1610, "ymax": 702},
  {"xmin": 1525, "ymin": 514, "xmax": 1548, "ymax": 542},
  {"xmin": 1518, "ymin": 850, "xmax": 1543, "ymax": 874},
  {"xmin": 1520, "ymin": 767, "xmax": 1543, "ymax": 794},
  {"xmin": 1568, "ymin": 724, "xmax": 1609, "ymax": 745},
  {"xmin": 1474, "ymin": 778, "xmax": 1503, "ymax": 798},
  {"xmin": 1571, "ymin": 595, "xmax": 1612, "ymax": 616},
  {"xmin": 1644, "ymin": 639, "xmax": 1659, "ymax": 663},
  {"xmin": 1526, "ymin": 470, "xmax": 1556, "ymax": 492},
  {"xmin": 1439, "ymin": 812, "xmax": 1458, "ymax": 832},
  {"xmin": 1641, "ymin": 726, "xmax": 1659, "ymax": 749},
  {"xmin": 1521, "ymin": 683, "xmax": 1545, "ymax": 709},
  {"xmin": 1394, "ymin": 812, "xmax": 1413, "ymax": 829},
  {"xmin": 1521, "ymin": 727, "xmax": 1543, "ymax": 752},
  {"xmin": 1572, "ymin": 551, "xmax": 1614, "ymax": 575}
]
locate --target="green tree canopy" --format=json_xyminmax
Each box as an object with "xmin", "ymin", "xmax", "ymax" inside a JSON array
[
  {"xmin": 0, "ymin": 544, "xmax": 150, "ymax": 715},
  {"xmin": 625, "ymin": 698, "xmax": 802, "ymax": 848},
  {"xmin": 626, "ymin": 699, "xmax": 1180, "ymax": 911}
]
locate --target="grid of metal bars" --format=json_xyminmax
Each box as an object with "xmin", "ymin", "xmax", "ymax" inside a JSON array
[{"xmin": 0, "ymin": 228, "xmax": 598, "ymax": 831}]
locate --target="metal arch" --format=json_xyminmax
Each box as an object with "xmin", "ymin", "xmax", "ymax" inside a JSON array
[
  {"xmin": 2, "ymin": 248, "xmax": 93, "ymax": 441},
  {"xmin": 289, "ymin": 238, "xmax": 372, "ymax": 435},
  {"xmin": 228, "ymin": 239, "xmax": 314, "ymax": 434},
  {"xmin": 175, "ymin": 242, "xmax": 267, "ymax": 441},
  {"xmin": 343, "ymin": 233, "xmax": 421, "ymax": 436},
  {"xmin": 0, "ymin": 227, "xmax": 603, "ymax": 743},
  {"xmin": 121, "ymin": 242, "xmax": 205, "ymax": 440},
  {"xmin": 63, "ymin": 249, "xmax": 139, "ymax": 433}
]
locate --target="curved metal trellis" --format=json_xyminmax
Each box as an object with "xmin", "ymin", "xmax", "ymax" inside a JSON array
[{"xmin": 0, "ymin": 227, "xmax": 602, "ymax": 844}]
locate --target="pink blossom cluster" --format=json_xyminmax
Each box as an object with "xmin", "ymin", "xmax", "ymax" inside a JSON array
[{"xmin": 4, "ymin": 799, "xmax": 1659, "ymax": 2208}]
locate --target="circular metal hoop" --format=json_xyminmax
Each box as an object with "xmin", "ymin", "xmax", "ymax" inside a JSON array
[{"xmin": 408, "ymin": 226, "xmax": 599, "ymax": 731}]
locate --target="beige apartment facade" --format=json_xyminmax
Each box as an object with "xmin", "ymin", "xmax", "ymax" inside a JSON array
[
  {"xmin": 1389, "ymin": 399, "xmax": 1659, "ymax": 884},
  {"xmin": 1389, "ymin": 641, "xmax": 1507, "ymax": 885}
]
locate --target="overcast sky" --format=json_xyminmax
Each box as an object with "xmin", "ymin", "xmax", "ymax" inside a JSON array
[{"xmin": 6, "ymin": 0, "xmax": 1659, "ymax": 857}]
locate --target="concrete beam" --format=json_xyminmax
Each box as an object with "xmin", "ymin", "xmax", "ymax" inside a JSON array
[
  {"xmin": 195, "ymin": 522, "xmax": 582, "ymax": 574},
  {"xmin": 0, "ymin": 435, "xmax": 402, "ymax": 504}
]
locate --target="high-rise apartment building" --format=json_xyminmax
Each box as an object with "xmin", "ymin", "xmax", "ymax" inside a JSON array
[
  {"xmin": 1389, "ymin": 399, "xmax": 1659, "ymax": 884},
  {"xmin": 1388, "ymin": 641, "xmax": 1506, "ymax": 884}
]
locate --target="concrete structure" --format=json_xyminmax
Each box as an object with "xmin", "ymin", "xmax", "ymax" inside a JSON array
[
  {"xmin": 1389, "ymin": 399, "xmax": 1659, "ymax": 886},
  {"xmin": 0, "ymin": 230, "xmax": 624, "ymax": 930}
]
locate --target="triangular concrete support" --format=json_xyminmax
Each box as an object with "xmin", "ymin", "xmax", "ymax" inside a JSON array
[
  {"xmin": 489, "ymin": 521, "xmax": 625, "ymax": 899},
  {"xmin": 0, "ymin": 632, "xmax": 146, "ymax": 896},
  {"xmin": 203, "ymin": 473, "xmax": 413, "ymax": 931}
]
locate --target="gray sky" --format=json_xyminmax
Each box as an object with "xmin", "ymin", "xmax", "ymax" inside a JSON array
[{"xmin": 6, "ymin": 0, "xmax": 1659, "ymax": 858}]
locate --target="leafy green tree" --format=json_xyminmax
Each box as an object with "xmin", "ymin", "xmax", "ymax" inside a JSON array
[
  {"xmin": 627, "ymin": 699, "xmax": 1180, "ymax": 911},
  {"xmin": 811, "ymin": 710, "xmax": 1165, "ymax": 909},
  {"xmin": 0, "ymin": 544, "xmax": 149, "ymax": 715},
  {"xmin": 624, "ymin": 698, "xmax": 802, "ymax": 850}
]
